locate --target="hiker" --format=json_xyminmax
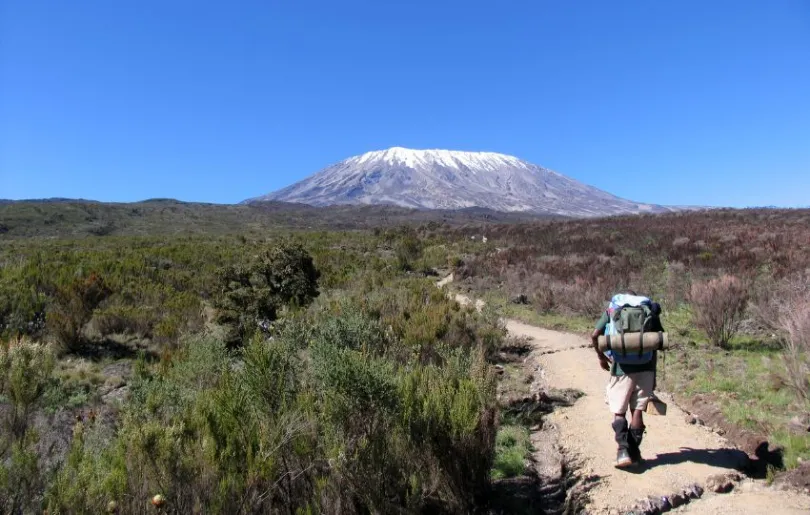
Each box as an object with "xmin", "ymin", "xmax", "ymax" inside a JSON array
[{"xmin": 591, "ymin": 290, "xmax": 664, "ymax": 468}]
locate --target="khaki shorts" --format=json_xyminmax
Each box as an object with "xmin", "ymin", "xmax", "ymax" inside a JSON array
[{"xmin": 606, "ymin": 371, "xmax": 654, "ymax": 415}]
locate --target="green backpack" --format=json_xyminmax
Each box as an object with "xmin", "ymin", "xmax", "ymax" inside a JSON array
[
  {"xmin": 614, "ymin": 305, "xmax": 653, "ymax": 333},
  {"xmin": 604, "ymin": 295, "xmax": 658, "ymax": 364}
]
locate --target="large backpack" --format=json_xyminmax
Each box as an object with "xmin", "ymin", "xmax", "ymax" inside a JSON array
[{"xmin": 603, "ymin": 294, "xmax": 658, "ymax": 365}]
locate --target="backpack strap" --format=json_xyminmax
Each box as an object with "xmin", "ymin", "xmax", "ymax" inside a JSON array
[
  {"xmin": 639, "ymin": 323, "xmax": 644, "ymax": 358},
  {"xmin": 621, "ymin": 331, "xmax": 627, "ymax": 356},
  {"xmin": 639, "ymin": 310, "xmax": 650, "ymax": 358},
  {"xmin": 639, "ymin": 304, "xmax": 655, "ymax": 357}
]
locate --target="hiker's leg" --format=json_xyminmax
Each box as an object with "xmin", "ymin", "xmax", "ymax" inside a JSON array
[
  {"xmin": 607, "ymin": 376, "xmax": 634, "ymax": 468},
  {"xmin": 630, "ymin": 407, "xmax": 645, "ymax": 429},
  {"xmin": 611, "ymin": 415, "xmax": 632, "ymax": 467},
  {"xmin": 627, "ymin": 371, "xmax": 655, "ymax": 463},
  {"xmin": 628, "ymin": 418, "xmax": 645, "ymax": 463},
  {"xmin": 629, "ymin": 371, "xmax": 655, "ymax": 424},
  {"xmin": 606, "ymin": 375, "xmax": 633, "ymax": 417}
]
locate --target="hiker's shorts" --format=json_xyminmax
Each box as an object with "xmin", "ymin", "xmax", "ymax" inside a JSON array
[{"xmin": 606, "ymin": 371, "xmax": 654, "ymax": 415}]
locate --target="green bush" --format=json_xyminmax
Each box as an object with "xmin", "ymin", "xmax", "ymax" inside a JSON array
[
  {"xmin": 0, "ymin": 228, "xmax": 509, "ymax": 512},
  {"xmin": 46, "ymin": 294, "xmax": 500, "ymax": 513},
  {"xmin": 214, "ymin": 243, "xmax": 320, "ymax": 345},
  {"xmin": 395, "ymin": 231, "xmax": 422, "ymax": 271},
  {"xmin": 0, "ymin": 338, "xmax": 55, "ymax": 513}
]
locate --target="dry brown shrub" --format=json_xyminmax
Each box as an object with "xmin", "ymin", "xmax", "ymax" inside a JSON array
[
  {"xmin": 664, "ymin": 261, "xmax": 690, "ymax": 307},
  {"xmin": 532, "ymin": 284, "xmax": 556, "ymax": 313},
  {"xmin": 690, "ymin": 275, "xmax": 749, "ymax": 348},
  {"xmin": 555, "ymin": 279, "xmax": 610, "ymax": 316},
  {"xmin": 750, "ymin": 272, "xmax": 810, "ymax": 333},
  {"xmin": 780, "ymin": 293, "xmax": 810, "ymax": 403},
  {"xmin": 445, "ymin": 210, "xmax": 810, "ymax": 322},
  {"xmin": 47, "ymin": 273, "xmax": 112, "ymax": 353}
]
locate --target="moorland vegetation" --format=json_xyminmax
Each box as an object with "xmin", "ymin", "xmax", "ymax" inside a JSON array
[{"xmin": 1, "ymin": 203, "xmax": 808, "ymax": 512}]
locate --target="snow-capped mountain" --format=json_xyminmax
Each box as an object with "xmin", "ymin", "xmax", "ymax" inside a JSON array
[{"xmin": 245, "ymin": 147, "xmax": 674, "ymax": 217}]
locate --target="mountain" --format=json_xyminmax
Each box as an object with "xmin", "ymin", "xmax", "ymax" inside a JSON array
[{"xmin": 245, "ymin": 147, "xmax": 678, "ymax": 217}]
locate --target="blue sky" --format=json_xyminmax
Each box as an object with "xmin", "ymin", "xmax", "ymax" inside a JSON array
[{"xmin": 1, "ymin": 1, "xmax": 808, "ymax": 207}]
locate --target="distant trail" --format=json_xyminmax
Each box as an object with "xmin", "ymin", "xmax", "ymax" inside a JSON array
[{"xmin": 438, "ymin": 275, "xmax": 810, "ymax": 514}]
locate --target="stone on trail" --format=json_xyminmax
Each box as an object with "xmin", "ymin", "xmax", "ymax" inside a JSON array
[{"xmin": 705, "ymin": 472, "xmax": 742, "ymax": 493}]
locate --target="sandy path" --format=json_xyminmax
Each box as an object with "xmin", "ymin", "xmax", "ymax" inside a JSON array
[
  {"xmin": 509, "ymin": 320, "xmax": 810, "ymax": 514},
  {"xmin": 672, "ymin": 479, "xmax": 810, "ymax": 514},
  {"xmin": 440, "ymin": 279, "xmax": 809, "ymax": 513}
]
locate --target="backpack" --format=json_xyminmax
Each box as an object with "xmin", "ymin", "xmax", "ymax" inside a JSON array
[{"xmin": 603, "ymin": 294, "xmax": 659, "ymax": 365}]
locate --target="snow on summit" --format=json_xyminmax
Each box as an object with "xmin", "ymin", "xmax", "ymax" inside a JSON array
[
  {"xmin": 350, "ymin": 147, "xmax": 526, "ymax": 171},
  {"xmin": 245, "ymin": 147, "xmax": 672, "ymax": 217}
]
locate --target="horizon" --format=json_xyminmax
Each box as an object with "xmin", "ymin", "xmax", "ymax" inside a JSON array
[
  {"xmin": 3, "ymin": 145, "xmax": 808, "ymax": 210},
  {"xmin": 2, "ymin": 1, "xmax": 809, "ymax": 208},
  {"xmin": 3, "ymin": 192, "xmax": 807, "ymax": 211}
]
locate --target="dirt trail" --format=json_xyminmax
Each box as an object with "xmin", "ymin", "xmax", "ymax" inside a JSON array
[
  {"xmin": 439, "ymin": 278, "xmax": 810, "ymax": 514},
  {"xmin": 509, "ymin": 320, "xmax": 809, "ymax": 514}
]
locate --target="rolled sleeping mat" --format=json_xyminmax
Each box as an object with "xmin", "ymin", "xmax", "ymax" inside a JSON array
[{"xmin": 597, "ymin": 332, "xmax": 668, "ymax": 353}]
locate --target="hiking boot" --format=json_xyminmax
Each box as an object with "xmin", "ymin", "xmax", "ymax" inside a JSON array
[
  {"xmin": 612, "ymin": 418, "xmax": 634, "ymax": 469},
  {"xmin": 615, "ymin": 448, "xmax": 634, "ymax": 468},
  {"xmin": 628, "ymin": 426, "xmax": 645, "ymax": 463}
]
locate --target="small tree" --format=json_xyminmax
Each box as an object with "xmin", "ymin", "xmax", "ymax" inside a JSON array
[
  {"xmin": 47, "ymin": 273, "xmax": 111, "ymax": 353},
  {"xmin": 395, "ymin": 232, "xmax": 421, "ymax": 271},
  {"xmin": 0, "ymin": 337, "xmax": 55, "ymax": 513},
  {"xmin": 215, "ymin": 243, "xmax": 320, "ymax": 345},
  {"xmin": 690, "ymin": 275, "xmax": 749, "ymax": 348}
]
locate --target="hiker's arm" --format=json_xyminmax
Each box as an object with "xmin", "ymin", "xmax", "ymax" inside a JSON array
[
  {"xmin": 591, "ymin": 328, "xmax": 610, "ymax": 371},
  {"xmin": 592, "ymin": 311, "xmax": 611, "ymax": 371}
]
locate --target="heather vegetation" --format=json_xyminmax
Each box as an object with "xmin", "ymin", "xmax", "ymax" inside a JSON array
[
  {"xmin": 1, "ymin": 205, "xmax": 809, "ymax": 512},
  {"xmin": 0, "ymin": 224, "xmax": 511, "ymax": 513},
  {"xmin": 0, "ymin": 199, "xmax": 548, "ymax": 238},
  {"xmin": 449, "ymin": 208, "xmax": 810, "ymax": 468}
]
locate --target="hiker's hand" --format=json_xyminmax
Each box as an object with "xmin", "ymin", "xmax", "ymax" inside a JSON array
[{"xmin": 598, "ymin": 355, "xmax": 610, "ymax": 371}]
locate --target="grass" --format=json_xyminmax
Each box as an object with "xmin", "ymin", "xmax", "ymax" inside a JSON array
[
  {"xmin": 41, "ymin": 357, "xmax": 108, "ymax": 412},
  {"xmin": 659, "ymin": 330, "xmax": 810, "ymax": 469},
  {"xmin": 772, "ymin": 431, "xmax": 810, "ymax": 470},
  {"xmin": 660, "ymin": 304, "xmax": 701, "ymax": 342},
  {"xmin": 481, "ymin": 291, "xmax": 593, "ymax": 335},
  {"xmin": 491, "ymin": 425, "xmax": 532, "ymax": 480}
]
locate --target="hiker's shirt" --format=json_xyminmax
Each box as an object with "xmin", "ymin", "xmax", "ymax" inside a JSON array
[{"xmin": 594, "ymin": 312, "xmax": 663, "ymax": 377}]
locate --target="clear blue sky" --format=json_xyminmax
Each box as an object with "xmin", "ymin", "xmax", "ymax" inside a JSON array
[{"xmin": 1, "ymin": 1, "xmax": 809, "ymax": 207}]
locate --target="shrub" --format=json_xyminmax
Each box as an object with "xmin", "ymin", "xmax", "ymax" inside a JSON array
[
  {"xmin": 664, "ymin": 261, "xmax": 690, "ymax": 307},
  {"xmin": 555, "ymin": 279, "xmax": 610, "ymax": 316},
  {"xmin": 0, "ymin": 288, "xmax": 47, "ymax": 339},
  {"xmin": 750, "ymin": 272, "xmax": 810, "ymax": 334},
  {"xmin": 92, "ymin": 305, "xmax": 154, "ymax": 338},
  {"xmin": 310, "ymin": 304, "xmax": 391, "ymax": 354},
  {"xmin": 214, "ymin": 243, "xmax": 320, "ymax": 345},
  {"xmin": 395, "ymin": 231, "xmax": 422, "ymax": 271},
  {"xmin": 47, "ymin": 273, "xmax": 111, "ymax": 353},
  {"xmin": 46, "ymin": 292, "xmax": 500, "ymax": 514},
  {"xmin": 0, "ymin": 337, "xmax": 56, "ymax": 440},
  {"xmin": 533, "ymin": 284, "xmax": 556, "ymax": 313},
  {"xmin": 46, "ymin": 335, "xmax": 317, "ymax": 514},
  {"xmin": 0, "ymin": 337, "xmax": 55, "ymax": 513},
  {"xmin": 779, "ymin": 291, "xmax": 810, "ymax": 403},
  {"xmin": 690, "ymin": 275, "xmax": 749, "ymax": 348}
]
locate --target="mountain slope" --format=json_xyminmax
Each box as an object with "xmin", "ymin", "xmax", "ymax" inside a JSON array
[{"xmin": 246, "ymin": 147, "xmax": 673, "ymax": 217}]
